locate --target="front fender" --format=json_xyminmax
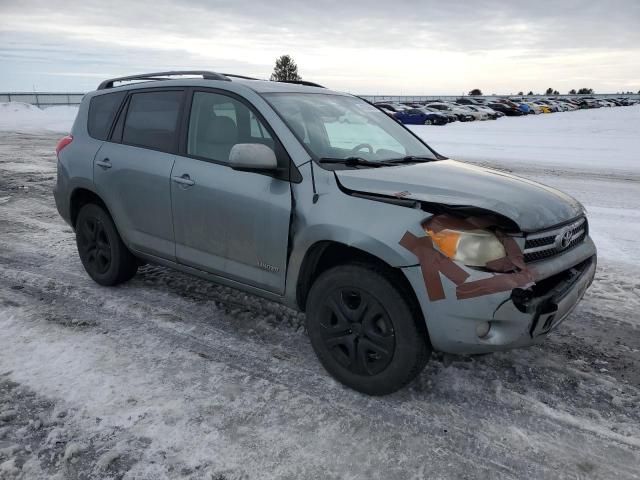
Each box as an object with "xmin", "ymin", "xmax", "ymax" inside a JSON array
[
  {"xmin": 283, "ymin": 163, "xmax": 430, "ymax": 308},
  {"xmin": 283, "ymin": 221, "xmax": 426, "ymax": 310}
]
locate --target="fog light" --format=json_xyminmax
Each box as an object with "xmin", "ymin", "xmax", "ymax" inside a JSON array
[{"xmin": 476, "ymin": 321, "xmax": 491, "ymax": 338}]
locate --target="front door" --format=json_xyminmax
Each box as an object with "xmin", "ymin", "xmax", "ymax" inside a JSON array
[{"xmin": 170, "ymin": 90, "xmax": 292, "ymax": 294}]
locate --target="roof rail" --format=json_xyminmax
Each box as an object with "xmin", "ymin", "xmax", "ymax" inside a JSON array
[
  {"xmin": 221, "ymin": 73, "xmax": 261, "ymax": 80},
  {"xmin": 97, "ymin": 70, "xmax": 231, "ymax": 90},
  {"xmin": 277, "ymin": 80, "xmax": 326, "ymax": 88}
]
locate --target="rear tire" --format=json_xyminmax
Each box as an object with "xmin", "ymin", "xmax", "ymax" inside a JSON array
[
  {"xmin": 75, "ymin": 203, "xmax": 138, "ymax": 286},
  {"xmin": 306, "ymin": 264, "xmax": 431, "ymax": 395}
]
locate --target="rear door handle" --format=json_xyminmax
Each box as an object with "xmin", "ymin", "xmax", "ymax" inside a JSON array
[
  {"xmin": 172, "ymin": 174, "xmax": 195, "ymax": 187},
  {"xmin": 96, "ymin": 158, "xmax": 112, "ymax": 169}
]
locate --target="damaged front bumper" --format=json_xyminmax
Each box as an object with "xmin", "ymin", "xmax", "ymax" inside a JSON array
[{"xmin": 402, "ymin": 236, "xmax": 597, "ymax": 354}]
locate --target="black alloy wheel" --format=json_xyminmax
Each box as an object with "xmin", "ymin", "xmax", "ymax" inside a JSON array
[
  {"xmin": 306, "ymin": 264, "xmax": 431, "ymax": 395},
  {"xmin": 318, "ymin": 288, "xmax": 396, "ymax": 376},
  {"xmin": 75, "ymin": 203, "xmax": 138, "ymax": 286},
  {"xmin": 77, "ymin": 215, "xmax": 112, "ymax": 275}
]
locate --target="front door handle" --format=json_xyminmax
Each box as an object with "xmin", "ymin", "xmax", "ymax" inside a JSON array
[
  {"xmin": 172, "ymin": 174, "xmax": 195, "ymax": 187},
  {"xmin": 96, "ymin": 158, "xmax": 112, "ymax": 169}
]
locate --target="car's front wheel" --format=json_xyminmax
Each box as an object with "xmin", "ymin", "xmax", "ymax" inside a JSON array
[
  {"xmin": 306, "ymin": 264, "xmax": 431, "ymax": 395},
  {"xmin": 75, "ymin": 203, "xmax": 138, "ymax": 286},
  {"xmin": 423, "ymin": 119, "xmax": 432, "ymax": 125}
]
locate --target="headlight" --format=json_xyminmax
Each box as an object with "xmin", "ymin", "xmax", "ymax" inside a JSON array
[{"xmin": 425, "ymin": 227, "xmax": 506, "ymax": 267}]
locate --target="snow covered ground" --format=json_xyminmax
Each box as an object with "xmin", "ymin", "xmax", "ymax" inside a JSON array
[
  {"xmin": 410, "ymin": 107, "xmax": 640, "ymax": 176},
  {"xmin": 0, "ymin": 103, "xmax": 78, "ymax": 135},
  {"xmin": 0, "ymin": 104, "xmax": 639, "ymax": 479}
]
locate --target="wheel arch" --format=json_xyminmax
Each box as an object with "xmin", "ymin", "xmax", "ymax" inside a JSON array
[
  {"xmin": 294, "ymin": 241, "xmax": 423, "ymax": 323},
  {"xmin": 69, "ymin": 187, "xmax": 110, "ymax": 229}
]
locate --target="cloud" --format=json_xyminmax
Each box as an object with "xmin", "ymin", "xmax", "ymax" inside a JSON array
[{"xmin": 0, "ymin": 0, "xmax": 638, "ymax": 93}]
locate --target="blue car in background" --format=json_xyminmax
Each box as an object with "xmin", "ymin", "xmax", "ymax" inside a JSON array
[
  {"xmin": 517, "ymin": 103, "xmax": 533, "ymax": 114},
  {"xmin": 395, "ymin": 107, "xmax": 448, "ymax": 125}
]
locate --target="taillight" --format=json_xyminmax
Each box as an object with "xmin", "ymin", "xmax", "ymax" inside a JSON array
[{"xmin": 56, "ymin": 135, "xmax": 73, "ymax": 156}]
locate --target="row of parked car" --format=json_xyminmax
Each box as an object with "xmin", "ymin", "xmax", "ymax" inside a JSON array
[{"xmin": 374, "ymin": 96, "xmax": 638, "ymax": 125}]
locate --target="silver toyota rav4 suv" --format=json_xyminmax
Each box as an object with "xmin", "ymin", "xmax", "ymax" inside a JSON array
[{"xmin": 54, "ymin": 71, "xmax": 597, "ymax": 395}]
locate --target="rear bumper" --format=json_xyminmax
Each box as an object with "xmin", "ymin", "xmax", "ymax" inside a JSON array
[
  {"xmin": 402, "ymin": 236, "xmax": 597, "ymax": 354},
  {"xmin": 53, "ymin": 159, "xmax": 74, "ymax": 227},
  {"xmin": 53, "ymin": 184, "xmax": 72, "ymax": 227}
]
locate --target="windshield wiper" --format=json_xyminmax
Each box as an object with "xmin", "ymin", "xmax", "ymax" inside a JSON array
[
  {"xmin": 386, "ymin": 156, "xmax": 433, "ymax": 164},
  {"xmin": 319, "ymin": 157, "xmax": 395, "ymax": 168}
]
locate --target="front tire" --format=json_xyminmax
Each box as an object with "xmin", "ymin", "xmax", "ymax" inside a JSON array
[
  {"xmin": 75, "ymin": 203, "xmax": 138, "ymax": 286},
  {"xmin": 306, "ymin": 264, "xmax": 431, "ymax": 395},
  {"xmin": 423, "ymin": 119, "xmax": 433, "ymax": 125}
]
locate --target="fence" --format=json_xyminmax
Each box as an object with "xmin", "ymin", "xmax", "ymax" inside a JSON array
[
  {"xmin": 0, "ymin": 92, "xmax": 85, "ymax": 108},
  {"xmin": 1, "ymin": 92, "xmax": 638, "ymax": 108}
]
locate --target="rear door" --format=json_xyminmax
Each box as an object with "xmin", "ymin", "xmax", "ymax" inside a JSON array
[
  {"xmin": 170, "ymin": 89, "xmax": 292, "ymax": 294},
  {"xmin": 94, "ymin": 89, "xmax": 183, "ymax": 260}
]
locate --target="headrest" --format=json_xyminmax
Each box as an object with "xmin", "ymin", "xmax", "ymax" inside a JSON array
[{"xmin": 208, "ymin": 116, "xmax": 238, "ymax": 143}]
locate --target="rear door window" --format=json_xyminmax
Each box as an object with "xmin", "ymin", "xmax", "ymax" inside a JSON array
[
  {"xmin": 87, "ymin": 91, "xmax": 126, "ymax": 140},
  {"xmin": 122, "ymin": 90, "xmax": 183, "ymax": 153}
]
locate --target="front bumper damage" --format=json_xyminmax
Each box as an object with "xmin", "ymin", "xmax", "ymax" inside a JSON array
[
  {"xmin": 401, "ymin": 224, "xmax": 597, "ymax": 355},
  {"xmin": 500, "ymin": 255, "xmax": 595, "ymax": 339}
]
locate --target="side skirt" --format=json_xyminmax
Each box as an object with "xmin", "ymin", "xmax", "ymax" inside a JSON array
[{"xmin": 131, "ymin": 249, "xmax": 297, "ymax": 309}]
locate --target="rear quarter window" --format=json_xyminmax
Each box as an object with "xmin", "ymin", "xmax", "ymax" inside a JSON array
[{"xmin": 87, "ymin": 91, "xmax": 126, "ymax": 140}]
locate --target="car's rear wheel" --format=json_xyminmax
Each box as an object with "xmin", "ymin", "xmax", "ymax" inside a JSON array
[
  {"xmin": 75, "ymin": 203, "xmax": 138, "ymax": 286},
  {"xmin": 306, "ymin": 264, "xmax": 431, "ymax": 395}
]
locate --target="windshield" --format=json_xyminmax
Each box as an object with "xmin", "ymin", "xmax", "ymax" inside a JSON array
[{"xmin": 263, "ymin": 93, "xmax": 438, "ymax": 165}]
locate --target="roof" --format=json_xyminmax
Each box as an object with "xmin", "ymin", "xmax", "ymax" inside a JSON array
[
  {"xmin": 95, "ymin": 70, "xmax": 347, "ymax": 96},
  {"xmin": 233, "ymin": 78, "xmax": 342, "ymax": 95}
]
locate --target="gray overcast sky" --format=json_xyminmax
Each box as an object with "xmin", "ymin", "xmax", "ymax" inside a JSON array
[{"xmin": 1, "ymin": 0, "xmax": 639, "ymax": 94}]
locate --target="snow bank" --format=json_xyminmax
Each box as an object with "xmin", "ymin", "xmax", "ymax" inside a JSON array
[
  {"xmin": 409, "ymin": 106, "xmax": 640, "ymax": 175},
  {"xmin": 0, "ymin": 102, "xmax": 78, "ymax": 134}
]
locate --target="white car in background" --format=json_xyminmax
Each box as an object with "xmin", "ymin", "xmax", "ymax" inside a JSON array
[
  {"xmin": 469, "ymin": 104, "xmax": 502, "ymax": 119},
  {"xmin": 427, "ymin": 102, "xmax": 475, "ymax": 121},
  {"xmin": 462, "ymin": 105, "xmax": 492, "ymax": 120},
  {"xmin": 443, "ymin": 101, "xmax": 489, "ymax": 120},
  {"xmin": 559, "ymin": 100, "xmax": 579, "ymax": 111},
  {"xmin": 551, "ymin": 100, "xmax": 568, "ymax": 111}
]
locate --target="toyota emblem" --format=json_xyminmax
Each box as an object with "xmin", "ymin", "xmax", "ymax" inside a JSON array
[{"xmin": 556, "ymin": 229, "xmax": 573, "ymax": 250}]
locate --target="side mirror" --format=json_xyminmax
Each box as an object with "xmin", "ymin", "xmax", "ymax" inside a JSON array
[{"xmin": 229, "ymin": 143, "xmax": 278, "ymax": 171}]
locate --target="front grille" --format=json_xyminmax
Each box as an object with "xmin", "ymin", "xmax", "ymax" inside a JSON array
[{"xmin": 523, "ymin": 217, "xmax": 587, "ymax": 263}]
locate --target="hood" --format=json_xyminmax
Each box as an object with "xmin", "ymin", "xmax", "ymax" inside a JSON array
[{"xmin": 336, "ymin": 160, "xmax": 584, "ymax": 232}]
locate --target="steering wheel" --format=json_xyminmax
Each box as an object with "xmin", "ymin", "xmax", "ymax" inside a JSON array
[{"xmin": 350, "ymin": 143, "xmax": 374, "ymax": 155}]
